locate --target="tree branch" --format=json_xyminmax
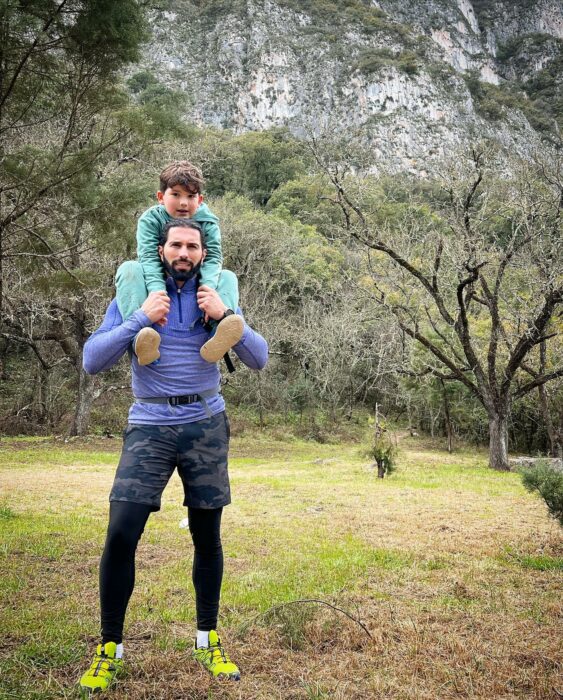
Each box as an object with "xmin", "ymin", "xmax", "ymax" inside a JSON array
[
  {"xmin": 513, "ymin": 367, "xmax": 563, "ymax": 399},
  {"xmin": 0, "ymin": 0, "xmax": 71, "ymax": 111},
  {"xmin": 501, "ymin": 288, "xmax": 563, "ymax": 401}
]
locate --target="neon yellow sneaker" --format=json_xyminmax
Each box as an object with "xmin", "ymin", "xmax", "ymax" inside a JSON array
[
  {"xmin": 79, "ymin": 642, "xmax": 123, "ymax": 696},
  {"xmin": 192, "ymin": 630, "xmax": 240, "ymax": 680}
]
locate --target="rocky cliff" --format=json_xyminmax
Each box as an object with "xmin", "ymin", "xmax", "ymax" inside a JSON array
[{"xmin": 142, "ymin": 0, "xmax": 563, "ymax": 170}]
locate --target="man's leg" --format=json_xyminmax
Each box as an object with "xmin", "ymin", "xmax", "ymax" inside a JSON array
[
  {"xmin": 100, "ymin": 501, "xmax": 152, "ymax": 644},
  {"xmin": 188, "ymin": 507, "xmax": 224, "ymax": 636},
  {"xmin": 189, "ymin": 506, "xmax": 240, "ymax": 680},
  {"xmin": 80, "ymin": 424, "xmax": 177, "ymax": 695},
  {"xmin": 79, "ymin": 502, "xmax": 151, "ymax": 696},
  {"xmin": 177, "ymin": 414, "xmax": 239, "ymax": 680}
]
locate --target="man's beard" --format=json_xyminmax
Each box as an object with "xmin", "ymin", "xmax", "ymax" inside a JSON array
[{"xmin": 163, "ymin": 258, "xmax": 201, "ymax": 282}]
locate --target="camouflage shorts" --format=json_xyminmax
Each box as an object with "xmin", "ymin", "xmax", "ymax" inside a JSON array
[{"xmin": 110, "ymin": 412, "xmax": 231, "ymax": 511}]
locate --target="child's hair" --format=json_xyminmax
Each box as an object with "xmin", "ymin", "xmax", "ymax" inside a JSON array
[{"xmin": 159, "ymin": 161, "xmax": 205, "ymax": 194}]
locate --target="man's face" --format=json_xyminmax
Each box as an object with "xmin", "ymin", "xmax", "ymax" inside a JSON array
[
  {"xmin": 158, "ymin": 227, "xmax": 206, "ymax": 279},
  {"xmin": 157, "ymin": 184, "xmax": 203, "ymax": 218}
]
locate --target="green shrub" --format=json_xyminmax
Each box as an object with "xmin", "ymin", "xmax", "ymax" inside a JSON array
[
  {"xmin": 354, "ymin": 49, "xmax": 419, "ymax": 76},
  {"xmin": 365, "ymin": 430, "xmax": 397, "ymax": 478},
  {"xmin": 520, "ymin": 462, "xmax": 563, "ymax": 527},
  {"xmin": 397, "ymin": 51, "xmax": 419, "ymax": 75}
]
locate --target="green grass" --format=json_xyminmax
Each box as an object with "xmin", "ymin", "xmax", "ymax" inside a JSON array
[
  {"xmin": 0, "ymin": 434, "xmax": 561, "ymax": 699},
  {"xmin": 0, "ymin": 446, "xmax": 119, "ymax": 468},
  {"xmin": 503, "ymin": 547, "xmax": 563, "ymax": 571}
]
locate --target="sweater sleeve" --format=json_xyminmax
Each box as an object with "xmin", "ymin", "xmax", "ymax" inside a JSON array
[
  {"xmin": 136, "ymin": 207, "xmax": 168, "ymax": 293},
  {"xmin": 231, "ymin": 318, "xmax": 269, "ymax": 370},
  {"xmin": 83, "ymin": 300, "xmax": 153, "ymax": 374}
]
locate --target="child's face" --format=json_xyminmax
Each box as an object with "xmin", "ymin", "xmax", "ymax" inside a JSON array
[{"xmin": 157, "ymin": 184, "xmax": 203, "ymax": 218}]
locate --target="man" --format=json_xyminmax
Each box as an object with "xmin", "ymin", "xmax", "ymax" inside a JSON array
[{"xmin": 78, "ymin": 219, "xmax": 268, "ymax": 696}]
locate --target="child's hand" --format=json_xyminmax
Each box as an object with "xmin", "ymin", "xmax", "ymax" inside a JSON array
[
  {"xmin": 141, "ymin": 291, "xmax": 170, "ymax": 325},
  {"xmin": 197, "ymin": 285, "xmax": 227, "ymax": 321}
]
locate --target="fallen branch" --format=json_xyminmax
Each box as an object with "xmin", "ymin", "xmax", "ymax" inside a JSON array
[{"xmin": 238, "ymin": 598, "xmax": 372, "ymax": 639}]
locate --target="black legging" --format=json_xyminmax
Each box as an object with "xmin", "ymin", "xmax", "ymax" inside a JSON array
[{"xmin": 100, "ymin": 501, "xmax": 223, "ymax": 643}]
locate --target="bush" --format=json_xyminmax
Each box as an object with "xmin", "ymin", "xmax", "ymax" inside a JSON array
[
  {"xmin": 365, "ymin": 431, "xmax": 397, "ymax": 478},
  {"xmin": 520, "ymin": 462, "xmax": 563, "ymax": 527}
]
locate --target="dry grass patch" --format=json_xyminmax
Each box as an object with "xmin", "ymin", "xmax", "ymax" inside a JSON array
[{"xmin": 0, "ymin": 435, "xmax": 561, "ymax": 699}]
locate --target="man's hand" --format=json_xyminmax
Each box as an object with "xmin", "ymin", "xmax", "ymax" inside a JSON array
[
  {"xmin": 197, "ymin": 285, "xmax": 228, "ymax": 321},
  {"xmin": 141, "ymin": 291, "xmax": 170, "ymax": 325}
]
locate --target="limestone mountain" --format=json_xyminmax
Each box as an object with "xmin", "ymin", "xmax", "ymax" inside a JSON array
[{"xmin": 141, "ymin": 0, "xmax": 563, "ymax": 169}]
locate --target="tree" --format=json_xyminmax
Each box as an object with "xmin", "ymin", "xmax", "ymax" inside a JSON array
[
  {"xmin": 2, "ymin": 159, "xmax": 151, "ymax": 434},
  {"xmin": 313, "ymin": 143, "xmax": 563, "ymax": 470},
  {"xmin": 187, "ymin": 128, "xmax": 309, "ymax": 207},
  {"xmin": 0, "ymin": 0, "xmax": 148, "ymax": 311},
  {"xmin": 0, "ymin": 0, "xmax": 153, "ymax": 434}
]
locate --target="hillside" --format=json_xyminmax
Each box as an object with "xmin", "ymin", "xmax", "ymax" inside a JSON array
[{"xmin": 140, "ymin": 0, "xmax": 563, "ymax": 170}]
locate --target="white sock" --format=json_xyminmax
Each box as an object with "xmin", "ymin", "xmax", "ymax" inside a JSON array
[
  {"xmin": 196, "ymin": 630, "xmax": 209, "ymax": 648},
  {"xmin": 115, "ymin": 643, "xmax": 124, "ymax": 659}
]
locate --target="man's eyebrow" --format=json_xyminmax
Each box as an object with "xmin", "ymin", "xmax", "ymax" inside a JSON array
[{"xmin": 169, "ymin": 239, "xmax": 200, "ymax": 245}]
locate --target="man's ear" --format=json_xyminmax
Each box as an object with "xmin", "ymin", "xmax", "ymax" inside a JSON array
[
  {"xmin": 158, "ymin": 245, "xmax": 164, "ymax": 261},
  {"xmin": 201, "ymin": 247, "xmax": 207, "ymax": 262}
]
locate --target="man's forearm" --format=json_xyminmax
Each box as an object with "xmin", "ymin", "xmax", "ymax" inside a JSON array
[
  {"xmin": 83, "ymin": 305, "xmax": 152, "ymax": 374},
  {"xmin": 232, "ymin": 325, "xmax": 268, "ymax": 370}
]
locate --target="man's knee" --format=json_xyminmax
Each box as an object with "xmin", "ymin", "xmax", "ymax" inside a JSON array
[
  {"xmin": 104, "ymin": 524, "xmax": 141, "ymax": 559},
  {"xmin": 189, "ymin": 508, "xmax": 223, "ymax": 554},
  {"xmin": 105, "ymin": 501, "xmax": 150, "ymax": 554}
]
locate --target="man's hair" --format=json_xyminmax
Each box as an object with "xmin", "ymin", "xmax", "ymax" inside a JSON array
[
  {"xmin": 159, "ymin": 161, "xmax": 205, "ymax": 194},
  {"xmin": 159, "ymin": 218, "xmax": 206, "ymax": 248}
]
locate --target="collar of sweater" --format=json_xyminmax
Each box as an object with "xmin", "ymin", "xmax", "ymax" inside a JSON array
[{"xmin": 165, "ymin": 275, "xmax": 198, "ymax": 294}]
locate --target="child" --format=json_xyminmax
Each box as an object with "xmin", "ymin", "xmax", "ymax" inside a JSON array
[{"xmin": 115, "ymin": 161, "xmax": 243, "ymax": 365}]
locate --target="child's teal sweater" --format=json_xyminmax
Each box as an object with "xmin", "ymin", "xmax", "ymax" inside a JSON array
[{"xmin": 137, "ymin": 202, "xmax": 222, "ymax": 293}]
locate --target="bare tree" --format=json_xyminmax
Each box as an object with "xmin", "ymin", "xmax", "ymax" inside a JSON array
[{"xmin": 312, "ymin": 142, "xmax": 563, "ymax": 470}]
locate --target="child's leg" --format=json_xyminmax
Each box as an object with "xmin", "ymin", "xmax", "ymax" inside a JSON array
[
  {"xmin": 115, "ymin": 261, "xmax": 160, "ymax": 366},
  {"xmin": 215, "ymin": 269, "xmax": 239, "ymax": 313},
  {"xmin": 115, "ymin": 261, "xmax": 149, "ymax": 320},
  {"xmin": 200, "ymin": 270, "xmax": 243, "ymax": 364}
]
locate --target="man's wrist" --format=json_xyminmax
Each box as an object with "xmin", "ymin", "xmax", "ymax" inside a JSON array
[
  {"xmin": 220, "ymin": 308, "xmax": 235, "ymax": 321},
  {"xmin": 132, "ymin": 309, "xmax": 154, "ymax": 327}
]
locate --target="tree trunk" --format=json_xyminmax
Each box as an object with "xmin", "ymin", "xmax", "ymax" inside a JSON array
[
  {"xmin": 36, "ymin": 362, "xmax": 50, "ymax": 426},
  {"xmin": 377, "ymin": 459, "xmax": 385, "ymax": 478},
  {"xmin": 69, "ymin": 365, "xmax": 96, "ymax": 436},
  {"xmin": 488, "ymin": 413, "xmax": 509, "ymax": 471},
  {"xmin": 440, "ymin": 379, "xmax": 453, "ymax": 453},
  {"xmin": 538, "ymin": 340, "xmax": 558, "ymax": 457}
]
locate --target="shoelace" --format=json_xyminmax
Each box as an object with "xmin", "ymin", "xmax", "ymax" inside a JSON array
[
  {"xmin": 90, "ymin": 654, "xmax": 116, "ymax": 678},
  {"xmin": 208, "ymin": 643, "xmax": 230, "ymax": 666}
]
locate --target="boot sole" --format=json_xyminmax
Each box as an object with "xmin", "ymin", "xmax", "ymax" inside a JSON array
[
  {"xmin": 134, "ymin": 328, "xmax": 161, "ymax": 366},
  {"xmin": 200, "ymin": 315, "xmax": 244, "ymax": 363}
]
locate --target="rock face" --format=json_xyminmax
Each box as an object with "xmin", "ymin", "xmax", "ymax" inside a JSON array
[{"xmin": 143, "ymin": 0, "xmax": 563, "ymax": 170}]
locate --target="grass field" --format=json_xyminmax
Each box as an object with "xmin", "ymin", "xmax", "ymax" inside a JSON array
[{"xmin": 0, "ymin": 433, "xmax": 561, "ymax": 699}]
